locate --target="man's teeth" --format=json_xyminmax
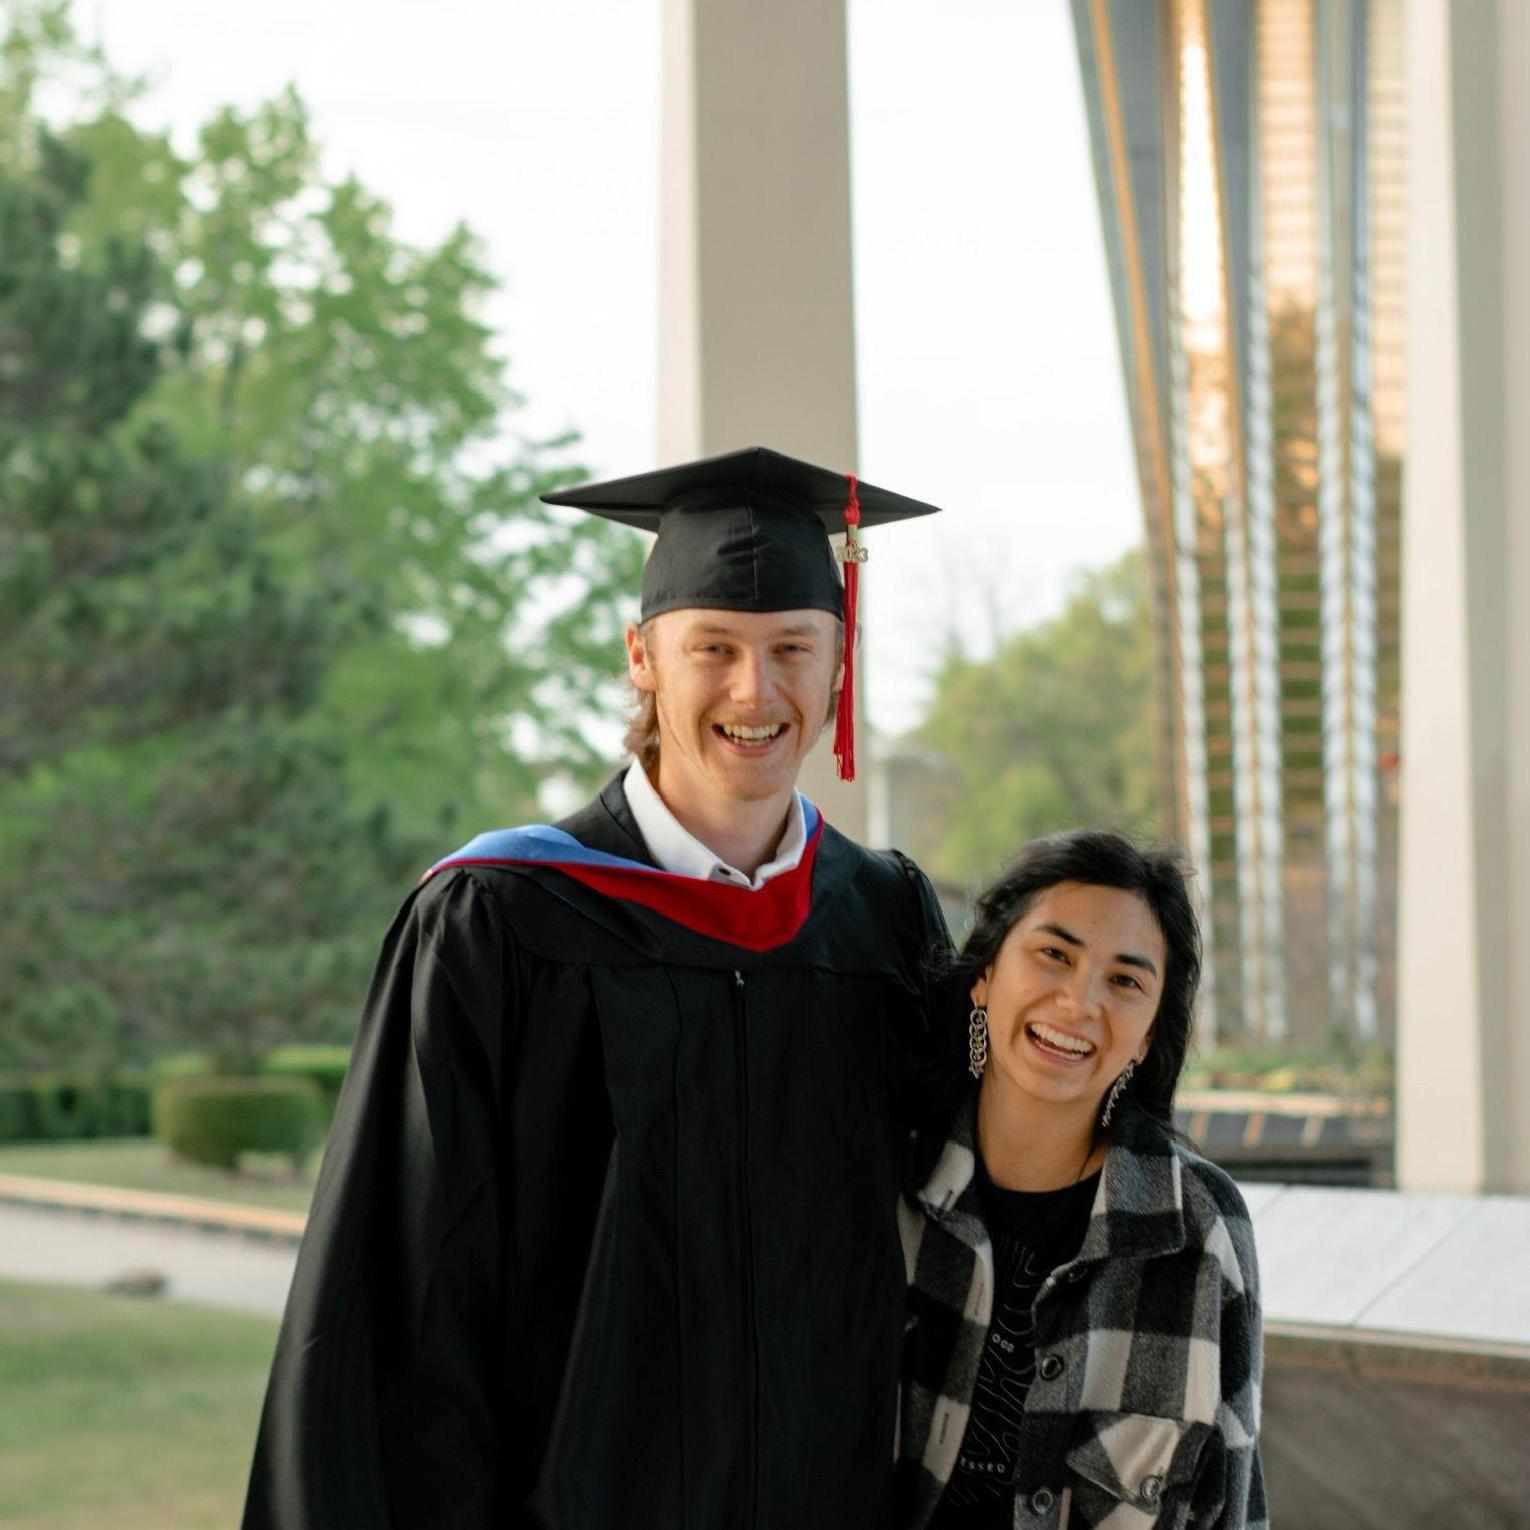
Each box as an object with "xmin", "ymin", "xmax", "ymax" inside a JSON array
[
  {"xmin": 721, "ymin": 723, "xmax": 784, "ymax": 741},
  {"xmin": 1028, "ymin": 1022, "xmax": 1094, "ymax": 1057}
]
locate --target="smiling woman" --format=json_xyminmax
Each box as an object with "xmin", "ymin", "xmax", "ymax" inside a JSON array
[
  {"xmin": 897, "ymin": 831, "xmax": 1267, "ymax": 1530},
  {"xmin": 948, "ymin": 833, "xmax": 1202, "ymax": 1149},
  {"xmin": 971, "ymin": 880, "xmax": 1165, "ymax": 1184}
]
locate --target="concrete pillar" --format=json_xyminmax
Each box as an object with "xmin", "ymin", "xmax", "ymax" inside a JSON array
[
  {"xmin": 657, "ymin": 0, "xmax": 866, "ymax": 835},
  {"xmin": 1396, "ymin": 0, "xmax": 1530, "ymax": 1194}
]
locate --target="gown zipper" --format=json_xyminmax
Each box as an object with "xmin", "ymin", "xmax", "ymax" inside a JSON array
[{"xmin": 734, "ymin": 969, "xmax": 760, "ymax": 1529}]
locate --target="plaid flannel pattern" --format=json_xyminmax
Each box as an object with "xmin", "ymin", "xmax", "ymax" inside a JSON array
[{"xmin": 898, "ymin": 1096, "xmax": 1268, "ymax": 1530}]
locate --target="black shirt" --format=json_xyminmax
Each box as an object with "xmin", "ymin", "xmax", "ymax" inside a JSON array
[{"xmin": 928, "ymin": 1161, "xmax": 1101, "ymax": 1530}]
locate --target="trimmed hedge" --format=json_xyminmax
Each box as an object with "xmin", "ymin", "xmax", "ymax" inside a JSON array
[
  {"xmin": 0, "ymin": 1083, "xmax": 34, "ymax": 1142},
  {"xmin": 259, "ymin": 1045, "xmax": 351, "ymax": 1122},
  {"xmin": 0, "ymin": 1051, "xmax": 356, "ymax": 1145},
  {"xmin": 0, "ymin": 1075, "xmax": 155, "ymax": 1143},
  {"xmin": 153, "ymin": 1077, "xmax": 322, "ymax": 1172},
  {"xmin": 152, "ymin": 1051, "xmax": 217, "ymax": 1082}
]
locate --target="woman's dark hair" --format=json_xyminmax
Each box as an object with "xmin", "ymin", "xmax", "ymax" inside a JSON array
[{"xmin": 942, "ymin": 829, "xmax": 1203, "ymax": 1133}]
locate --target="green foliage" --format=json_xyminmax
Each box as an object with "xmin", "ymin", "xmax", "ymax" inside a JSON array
[
  {"xmin": 0, "ymin": 1083, "xmax": 33, "ymax": 1141},
  {"xmin": 153, "ymin": 1076, "xmax": 321, "ymax": 1170},
  {"xmin": 260, "ymin": 1043, "xmax": 350, "ymax": 1120},
  {"xmin": 149, "ymin": 1050, "xmax": 217, "ymax": 1081},
  {"xmin": 52, "ymin": 83, "xmax": 643, "ymax": 817},
  {"xmin": 0, "ymin": 132, "xmax": 406, "ymax": 1068},
  {"xmin": 29, "ymin": 1074, "xmax": 150, "ymax": 1139},
  {"xmin": 0, "ymin": 1073, "xmax": 153, "ymax": 1142},
  {"xmin": 915, "ymin": 549, "xmax": 1161, "ymax": 887},
  {"xmin": 1180, "ymin": 1042, "xmax": 1393, "ymax": 1098},
  {"xmin": 0, "ymin": 5, "xmax": 644, "ymax": 1072}
]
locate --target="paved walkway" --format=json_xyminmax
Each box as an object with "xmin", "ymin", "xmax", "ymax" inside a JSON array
[
  {"xmin": 0, "ymin": 1202, "xmax": 295, "ymax": 1317},
  {"xmin": 0, "ymin": 1169, "xmax": 306, "ymax": 1240},
  {"xmin": 4, "ymin": 1171, "xmax": 1528, "ymax": 1351},
  {"xmin": 1242, "ymin": 1180, "xmax": 1530, "ymax": 1350}
]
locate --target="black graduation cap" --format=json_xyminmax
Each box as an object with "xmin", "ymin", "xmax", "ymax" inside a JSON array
[{"xmin": 543, "ymin": 447, "xmax": 942, "ymax": 781}]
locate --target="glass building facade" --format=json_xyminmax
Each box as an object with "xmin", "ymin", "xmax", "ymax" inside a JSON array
[{"xmin": 1070, "ymin": 0, "xmax": 1406, "ymax": 1047}]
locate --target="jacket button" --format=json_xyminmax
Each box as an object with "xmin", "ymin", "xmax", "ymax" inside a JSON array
[
  {"xmin": 1030, "ymin": 1488, "xmax": 1056, "ymax": 1514},
  {"xmin": 1141, "ymin": 1474, "xmax": 1164, "ymax": 1504},
  {"xmin": 1038, "ymin": 1352, "xmax": 1065, "ymax": 1381}
]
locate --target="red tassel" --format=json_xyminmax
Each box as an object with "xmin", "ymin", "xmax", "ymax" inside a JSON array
[{"xmin": 833, "ymin": 474, "xmax": 863, "ymax": 782}]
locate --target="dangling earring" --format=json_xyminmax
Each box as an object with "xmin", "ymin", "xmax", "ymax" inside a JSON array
[
  {"xmin": 1101, "ymin": 1059, "xmax": 1136, "ymax": 1128},
  {"xmin": 968, "ymin": 1005, "xmax": 989, "ymax": 1079}
]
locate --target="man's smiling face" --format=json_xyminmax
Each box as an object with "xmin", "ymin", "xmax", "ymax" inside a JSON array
[{"xmin": 627, "ymin": 608, "xmax": 843, "ymax": 809}]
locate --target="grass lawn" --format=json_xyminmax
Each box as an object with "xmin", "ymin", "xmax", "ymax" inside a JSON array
[
  {"xmin": 0, "ymin": 1139, "xmax": 317, "ymax": 1215},
  {"xmin": 0, "ymin": 1280, "xmax": 277, "ymax": 1530}
]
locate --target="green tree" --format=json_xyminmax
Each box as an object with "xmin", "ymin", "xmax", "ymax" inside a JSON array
[
  {"xmin": 0, "ymin": 134, "xmax": 403, "ymax": 1069},
  {"xmin": 0, "ymin": 5, "xmax": 642, "ymax": 1069},
  {"xmin": 58, "ymin": 85, "xmax": 642, "ymax": 826},
  {"xmin": 914, "ymin": 549, "xmax": 1160, "ymax": 887}
]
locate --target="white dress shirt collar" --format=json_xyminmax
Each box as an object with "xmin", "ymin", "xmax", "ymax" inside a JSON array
[{"xmin": 622, "ymin": 759, "xmax": 808, "ymax": 890}]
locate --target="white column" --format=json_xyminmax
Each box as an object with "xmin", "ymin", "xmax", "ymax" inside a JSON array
[
  {"xmin": 1396, "ymin": 0, "xmax": 1530, "ymax": 1194},
  {"xmin": 658, "ymin": 0, "xmax": 865, "ymax": 833},
  {"xmin": 1496, "ymin": 0, "xmax": 1530, "ymax": 1197}
]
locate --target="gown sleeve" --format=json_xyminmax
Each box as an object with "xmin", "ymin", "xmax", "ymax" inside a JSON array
[
  {"xmin": 882, "ymin": 850, "xmax": 957, "ymax": 1135},
  {"xmin": 242, "ymin": 869, "xmax": 511, "ymax": 1530}
]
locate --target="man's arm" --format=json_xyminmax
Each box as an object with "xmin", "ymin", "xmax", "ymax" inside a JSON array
[
  {"xmin": 881, "ymin": 849, "xmax": 958, "ymax": 1137},
  {"xmin": 242, "ymin": 870, "xmax": 510, "ymax": 1530}
]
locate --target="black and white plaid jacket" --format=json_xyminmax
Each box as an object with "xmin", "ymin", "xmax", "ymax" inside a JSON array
[{"xmin": 897, "ymin": 1093, "xmax": 1267, "ymax": 1530}]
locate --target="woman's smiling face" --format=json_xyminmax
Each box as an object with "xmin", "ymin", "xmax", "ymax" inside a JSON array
[{"xmin": 972, "ymin": 881, "xmax": 1167, "ymax": 1122}]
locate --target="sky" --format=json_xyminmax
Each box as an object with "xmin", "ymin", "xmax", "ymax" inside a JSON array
[{"xmin": 87, "ymin": 0, "xmax": 1141, "ymax": 736}]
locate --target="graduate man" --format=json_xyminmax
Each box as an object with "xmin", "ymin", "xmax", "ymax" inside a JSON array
[{"xmin": 242, "ymin": 447, "xmax": 952, "ymax": 1530}]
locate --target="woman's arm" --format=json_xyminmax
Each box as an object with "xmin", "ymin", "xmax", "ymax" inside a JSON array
[{"xmin": 1207, "ymin": 1199, "xmax": 1268, "ymax": 1530}]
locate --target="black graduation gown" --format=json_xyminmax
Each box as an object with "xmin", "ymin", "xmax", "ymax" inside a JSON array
[{"xmin": 242, "ymin": 775, "xmax": 951, "ymax": 1530}]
